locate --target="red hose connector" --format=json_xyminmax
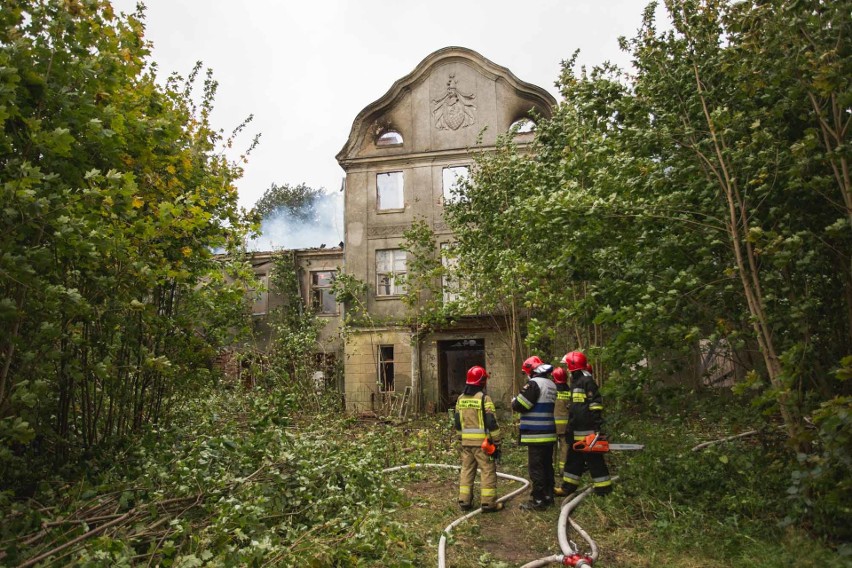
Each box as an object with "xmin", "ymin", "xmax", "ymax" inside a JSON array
[{"xmin": 562, "ymin": 553, "xmax": 593, "ymax": 567}]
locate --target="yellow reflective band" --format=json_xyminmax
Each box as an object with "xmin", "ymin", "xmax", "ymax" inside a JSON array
[
  {"xmin": 594, "ymin": 480, "xmax": 613, "ymax": 488},
  {"xmin": 522, "ymin": 436, "xmax": 557, "ymax": 443},
  {"xmin": 461, "ymin": 433, "xmax": 487, "ymax": 440},
  {"xmin": 555, "ymin": 419, "xmax": 569, "ymax": 425},
  {"xmin": 481, "ymin": 488, "xmax": 496, "ymax": 496},
  {"xmin": 572, "ymin": 393, "xmax": 586, "ymax": 403},
  {"xmin": 516, "ymin": 394, "xmax": 533, "ymax": 409},
  {"xmin": 459, "ymin": 485, "xmax": 471, "ymax": 494},
  {"xmin": 589, "ymin": 403, "xmax": 603, "ymax": 410},
  {"xmin": 456, "ymin": 399, "xmax": 482, "ymax": 409},
  {"xmin": 484, "ymin": 402, "xmax": 496, "ymax": 412},
  {"xmin": 563, "ymin": 477, "xmax": 581, "ymax": 485}
]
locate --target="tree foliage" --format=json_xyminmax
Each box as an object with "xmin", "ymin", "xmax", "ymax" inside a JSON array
[
  {"xmin": 0, "ymin": 0, "xmax": 255, "ymax": 478},
  {"xmin": 252, "ymin": 182, "xmax": 324, "ymax": 220},
  {"xmin": 263, "ymin": 252, "xmax": 323, "ymax": 387},
  {"xmin": 444, "ymin": 0, "xmax": 850, "ymax": 540}
]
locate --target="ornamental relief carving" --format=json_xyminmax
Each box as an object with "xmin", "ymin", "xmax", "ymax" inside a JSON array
[
  {"xmin": 367, "ymin": 224, "xmax": 410, "ymax": 238},
  {"xmin": 432, "ymin": 73, "xmax": 476, "ymax": 131}
]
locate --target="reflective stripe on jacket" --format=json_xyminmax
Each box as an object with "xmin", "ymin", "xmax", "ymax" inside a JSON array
[
  {"xmin": 554, "ymin": 384, "xmax": 570, "ymax": 435},
  {"xmin": 519, "ymin": 377, "xmax": 557, "ymax": 444},
  {"xmin": 455, "ymin": 391, "xmax": 501, "ymax": 447},
  {"xmin": 568, "ymin": 370, "xmax": 604, "ymax": 434}
]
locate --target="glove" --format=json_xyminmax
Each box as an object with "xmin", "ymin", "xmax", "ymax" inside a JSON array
[{"xmin": 491, "ymin": 444, "xmax": 502, "ymax": 464}]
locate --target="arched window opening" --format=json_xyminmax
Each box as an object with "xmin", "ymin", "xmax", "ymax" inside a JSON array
[
  {"xmin": 510, "ymin": 118, "xmax": 536, "ymax": 134},
  {"xmin": 376, "ymin": 130, "xmax": 403, "ymax": 146}
]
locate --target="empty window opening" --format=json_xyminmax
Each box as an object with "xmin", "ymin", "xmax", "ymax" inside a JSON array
[
  {"xmin": 441, "ymin": 242, "xmax": 461, "ymax": 303},
  {"xmin": 378, "ymin": 345, "xmax": 395, "ymax": 392},
  {"xmin": 311, "ymin": 270, "xmax": 337, "ymax": 314},
  {"xmin": 376, "ymin": 249, "xmax": 407, "ymax": 296},
  {"xmin": 377, "ymin": 171, "xmax": 404, "ymax": 210},
  {"xmin": 442, "ymin": 166, "xmax": 469, "ymax": 204},
  {"xmin": 377, "ymin": 130, "xmax": 403, "ymax": 146},
  {"xmin": 510, "ymin": 118, "xmax": 536, "ymax": 133},
  {"xmin": 250, "ymin": 273, "xmax": 269, "ymax": 316}
]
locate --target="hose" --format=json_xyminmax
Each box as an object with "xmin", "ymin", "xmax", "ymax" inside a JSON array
[
  {"xmin": 381, "ymin": 463, "xmax": 530, "ymax": 568},
  {"xmin": 520, "ymin": 476, "xmax": 620, "ymax": 567}
]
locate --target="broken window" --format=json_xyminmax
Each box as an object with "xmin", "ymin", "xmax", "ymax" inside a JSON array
[
  {"xmin": 377, "ymin": 171, "xmax": 404, "ymax": 210},
  {"xmin": 510, "ymin": 118, "xmax": 536, "ymax": 133},
  {"xmin": 440, "ymin": 242, "xmax": 461, "ymax": 303},
  {"xmin": 310, "ymin": 270, "xmax": 337, "ymax": 314},
  {"xmin": 442, "ymin": 166, "xmax": 469, "ymax": 204},
  {"xmin": 249, "ymin": 273, "xmax": 269, "ymax": 316},
  {"xmin": 377, "ymin": 130, "xmax": 403, "ymax": 146},
  {"xmin": 378, "ymin": 345, "xmax": 395, "ymax": 392},
  {"xmin": 376, "ymin": 249, "xmax": 407, "ymax": 296}
]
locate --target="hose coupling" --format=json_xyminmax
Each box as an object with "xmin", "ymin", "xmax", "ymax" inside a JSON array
[{"xmin": 562, "ymin": 553, "xmax": 593, "ymax": 567}]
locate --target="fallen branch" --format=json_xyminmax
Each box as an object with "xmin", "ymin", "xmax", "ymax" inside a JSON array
[
  {"xmin": 16, "ymin": 510, "xmax": 138, "ymax": 568},
  {"xmin": 691, "ymin": 430, "xmax": 759, "ymax": 452}
]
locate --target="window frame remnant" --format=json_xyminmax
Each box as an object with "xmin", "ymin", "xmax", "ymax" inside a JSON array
[
  {"xmin": 375, "ymin": 248, "xmax": 407, "ymax": 297},
  {"xmin": 378, "ymin": 345, "xmax": 395, "ymax": 392},
  {"xmin": 310, "ymin": 270, "xmax": 337, "ymax": 314}
]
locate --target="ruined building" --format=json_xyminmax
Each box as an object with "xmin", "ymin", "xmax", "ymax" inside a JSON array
[
  {"xmin": 246, "ymin": 47, "xmax": 554, "ymax": 413},
  {"xmin": 335, "ymin": 47, "xmax": 554, "ymax": 413}
]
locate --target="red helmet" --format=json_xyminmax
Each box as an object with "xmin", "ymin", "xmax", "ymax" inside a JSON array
[
  {"xmin": 466, "ymin": 366, "xmax": 489, "ymax": 386},
  {"xmin": 552, "ymin": 367, "xmax": 567, "ymax": 384},
  {"xmin": 521, "ymin": 356, "xmax": 544, "ymax": 376},
  {"xmin": 562, "ymin": 351, "xmax": 589, "ymax": 372}
]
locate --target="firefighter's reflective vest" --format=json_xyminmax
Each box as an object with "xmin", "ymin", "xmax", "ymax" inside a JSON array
[
  {"xmin": 455, "ymin": 391, "xmax": 501, "ymax": 447},
  {"xmin": 554, "ymin": 383, "xmax": 570, "ymax": 435},
  {"xmin": 516, "ymin": 377, "xmax": 557, "ymax": 444}
]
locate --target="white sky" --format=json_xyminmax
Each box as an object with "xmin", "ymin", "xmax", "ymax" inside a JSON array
[{"xmin": 111, "ymin": 1, "xmax": 666, "ymax": 212}]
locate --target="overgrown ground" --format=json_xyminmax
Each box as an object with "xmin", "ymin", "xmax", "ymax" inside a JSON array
[{"xmin": 0, "ymin": 385, "xmax": 847, "ymax": 567}]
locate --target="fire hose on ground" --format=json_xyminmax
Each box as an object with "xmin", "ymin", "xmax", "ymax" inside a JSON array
[
  {"xmin": 382, "ymin": 464, "xmax": 530, "ymax": 568},
  {"xmin": 382, "ymin": 464, "xmax": 609, "ymax": 568}
]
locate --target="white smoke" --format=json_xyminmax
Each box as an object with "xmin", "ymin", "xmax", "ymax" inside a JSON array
[{"xmin": 247, "ymin": 190, "xmax": 344, "ymax": 251}]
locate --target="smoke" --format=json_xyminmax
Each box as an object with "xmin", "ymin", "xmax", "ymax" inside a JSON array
[{"xmin": 246, "ymin": 190, "xmax": 344, "ymax": 251}]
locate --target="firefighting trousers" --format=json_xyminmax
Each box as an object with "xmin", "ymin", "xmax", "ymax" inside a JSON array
[
  {"xmin": 556, "ymin": 433, "xmax": 570, "ymax": 473},
  {"xmin": 562, "ymin": 448, "xmax": 612, "ymax": 495},
  {"xmin": 458, "ymin": 446, "xmax": 497, "ymax": 507},
  {"xmin": 526, "ymin": 443, "xmax": 555, "ymax": 502}
]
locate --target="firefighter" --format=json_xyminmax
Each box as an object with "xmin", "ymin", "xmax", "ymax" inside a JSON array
[
  {"xmin": 552, "ymin": 367, "xmax": 571, "ymax": 480},
  {"xmin": 453, "ymin": 365, "xmax": 504, "ymax": 512},
  {"xmin": 558, "ymin": 351, "xmax": 613, "ymax": 496},
  {"xmin": 512, "ymin": 355, "xmax": 557, "ymax": 510}
]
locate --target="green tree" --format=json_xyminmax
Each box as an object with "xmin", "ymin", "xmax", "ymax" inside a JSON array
[
  {"xmin": 446, "ymin": 0, "xmax": 851, "ymax": 445},
  {"xmin": 253, "ymin": 182, "xmax": 324, "ymax": 220},
  {"xmin": 0, "ymin": 0, "xmax": 255, "ymax": 474}
]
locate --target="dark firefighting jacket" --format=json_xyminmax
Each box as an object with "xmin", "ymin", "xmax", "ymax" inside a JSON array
[
  {"xmin": 454, "ymin": 386, "xmax": 501, "ymax": 447},
  {"xmin": 568, "ymin": 369, "xmax": 604, "ymax": 439},
  {"xmin": 512, "ymin": 376, "xmax": 557, "ymax": 444}
]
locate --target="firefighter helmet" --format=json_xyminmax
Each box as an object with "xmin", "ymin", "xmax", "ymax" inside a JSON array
[
  {"xmin": 521, "ymin": 355, "xmax": 544, "ymax": 376},
  {"xmin": 466, "ymin": 365, "xmax": 489, "ymax": 386},
  {"xmin": 552, "ymin": 367, "xmax": 567, "ymax": 384},
  {"xmin": 562, "ymin": 351, "xmax": 589, "ymax": 372}
]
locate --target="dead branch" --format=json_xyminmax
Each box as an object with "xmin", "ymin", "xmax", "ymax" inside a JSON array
[
  {"xmin": 691, "ymin": 430, "xmax": 759, "ymax": 452},
  {"xmin": 16, "ymin": 510, "xmax": 138, "ymax": 568}
]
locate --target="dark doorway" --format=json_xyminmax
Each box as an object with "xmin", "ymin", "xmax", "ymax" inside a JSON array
[{"xmin": 438, "ymin": 338, "xmax": 485, "ymax": 411}]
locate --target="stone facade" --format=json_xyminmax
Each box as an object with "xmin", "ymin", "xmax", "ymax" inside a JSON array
[{"xmin": 335, "ymin": 47, "xmax": 555, "ymax": 414}]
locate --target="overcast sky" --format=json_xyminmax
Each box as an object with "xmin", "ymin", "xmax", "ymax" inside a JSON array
[{"xmin": 110, "ymin": 1, "xmax": 665, "ymax": 214}]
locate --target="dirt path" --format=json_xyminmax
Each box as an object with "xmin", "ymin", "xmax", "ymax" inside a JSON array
[{"xmin": 396, "ymin": 472, "xmax": 567, "ymax": 567}]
